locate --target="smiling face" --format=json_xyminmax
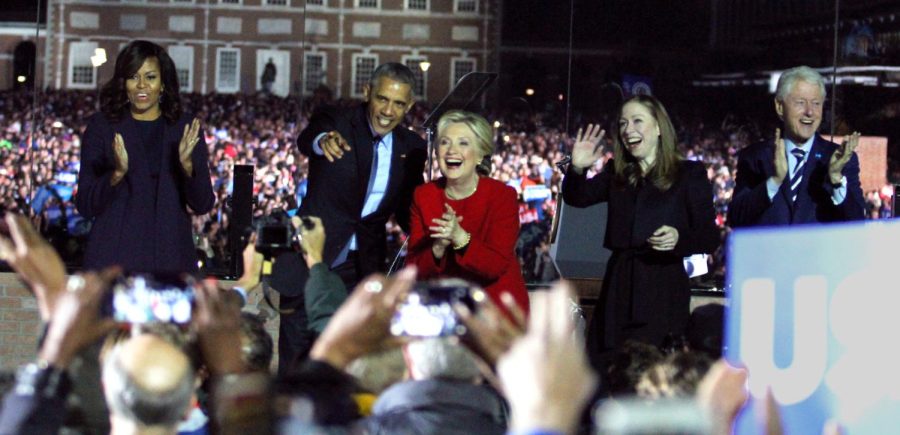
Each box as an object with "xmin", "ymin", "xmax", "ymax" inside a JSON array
[
  {"xmin": 363, "ymin": 77, "xmax": 414, "ymax": 137},
  {"xmin": 618, "ymin": 100, "xmax": 660, "ymax": 166},
  {"xmin": 437, "ymin": 122, "xmax": 485, "ymax": 184},
  {"xmin": 126, "ymin": 57, "xmax": 163, "ymax": 121},
  {"xmin": 775, "ymin": 79, "xmax": 823, "ymax": 144}
]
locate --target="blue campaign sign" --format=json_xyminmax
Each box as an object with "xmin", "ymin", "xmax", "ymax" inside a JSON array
[{"xmin": 726, "ymin": 221, "xmax": 900, "ymax": 435}]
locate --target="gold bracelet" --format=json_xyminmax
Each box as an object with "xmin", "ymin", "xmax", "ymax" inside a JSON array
[{"xmin": 453, "ymin": 231, "xmax": 471, "ymax": 250}]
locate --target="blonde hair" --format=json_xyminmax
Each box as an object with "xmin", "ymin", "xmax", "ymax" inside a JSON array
[{"xmin": 437, "ymin": 110, "xmax": 494, "ymax": 176}]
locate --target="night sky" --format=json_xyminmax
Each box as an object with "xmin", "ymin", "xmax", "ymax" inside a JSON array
[{"xmin": 5, "ymin": 0, "xmax": 46, "ymax": 23}]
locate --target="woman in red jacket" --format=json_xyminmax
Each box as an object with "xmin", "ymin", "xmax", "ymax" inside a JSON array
[{"xmin": 407, "ymin": 110, "xmax": 528, "ymax": 313}]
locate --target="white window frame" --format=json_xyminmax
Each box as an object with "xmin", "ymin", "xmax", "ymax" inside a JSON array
[
  {"xmin": 451, "ymin": 57, "xmax": 477, "ymax": 89},
  {"xmin": 401, "ymin": 55, "xmax": 428, "ymax": 100},
  {"xmin": 306, "ymin": 0, "xmax": 325, "ymax": 7},
  {"xmin": 121, "ymin": 0, "xmax": 146, "ymax": 3},
  {"xmin": 168, "ymin": 45, "xmax": 194, "ymax": 93},
  {"xmin": 405, "ymin": 0, "xmax": 428, "ymax": 11},
  {"xmin": 219, "ymin": 0, "xmax": 241, "ymax": 5},
  {"xmin": 265, "ymin": 0, "xmax": 289, "ymax": 6},
  {"xmin": 355, "ymin": 0, "xmax": 380, "ymax": 9},
  {"xmin": 454, "ymin": 0, "xmax": 478, "ymax": 14},
  {"xmin": 171, "ymin": 0, "xmax": 194, "ymax": 3},
  {"xmin": 67, "ymin": 41, "xmax": 98, "ymax": 89},
  {"xmin": 215, "ymin": 47, "xmax": 241, "ymax": 94},
  {"xmin": 303, "ymin": 52, "xmax": 327, "ymax": 95},
  {"xmin": 351, "ymin": 53, "xmax": 378, "ymax": 98}
]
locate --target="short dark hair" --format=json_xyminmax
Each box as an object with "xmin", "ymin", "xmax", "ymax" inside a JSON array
[
  {"xmin": 100, "ymin": 40, "xmax": 183, "ymax": 123},
  {"xmin": 369, "ymin": 62, "xmax": 417, "ymax": 89},
  {"xmin": 605, "ymin": 340, "xmax": 664, "ymax": 397}
]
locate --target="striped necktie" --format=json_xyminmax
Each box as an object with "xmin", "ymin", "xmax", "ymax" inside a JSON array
[{"xmin": 789, "ymin": 148, "xmax": 807, "ymax": 203}]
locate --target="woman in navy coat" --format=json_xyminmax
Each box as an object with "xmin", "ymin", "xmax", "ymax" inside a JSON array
[
  {"xmin": 76, "ymin": 40, "xmax": 213, "ymax": 274},
  {"xmin": 562, "ymin": 95, "xmax": 719, "ymax": 369}
]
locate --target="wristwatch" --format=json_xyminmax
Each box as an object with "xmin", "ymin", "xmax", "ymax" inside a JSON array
[{"xmin": 14, "ymin": 360, "xmax": 71, "ymax": 399}]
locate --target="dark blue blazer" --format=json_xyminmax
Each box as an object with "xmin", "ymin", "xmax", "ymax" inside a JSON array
[
  {"xmin": 270, "ymin": 104, "xmax": 425, "ymax": 296},
  {"xmin": 296, "ymin": 104, "xmax": 426, "ymax": 274},
  {"xmin": 76, "ymin": 112, "xmax": 214, "ymax": 274},
  {"xmin": 728, "ymin": 135, "xmax": 865, "ymax": 227}
]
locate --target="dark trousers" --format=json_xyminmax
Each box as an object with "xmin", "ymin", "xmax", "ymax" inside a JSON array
[{"xmin": 274, "ymin": 251, "xmax": 363, "ymax": 375}]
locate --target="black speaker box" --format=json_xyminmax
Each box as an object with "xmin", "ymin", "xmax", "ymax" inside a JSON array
[
  {"xmin": 549, "ymin": 200, "xmax": 613, "ymax": 280},
  {"xmin": 229, "ymin": 165, "xmax": 254, "ymax": 277}
]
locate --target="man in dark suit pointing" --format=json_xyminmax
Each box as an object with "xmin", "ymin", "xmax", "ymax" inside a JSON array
[
  {"xmin": 728, "ymin": 66, "xmax": 865, "ymax": 228},
  {"xmin": 272, "ymin": 62, "xmax": 426, "ymax": 372}
]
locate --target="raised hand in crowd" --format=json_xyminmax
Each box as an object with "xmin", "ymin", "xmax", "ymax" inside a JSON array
[
  {"xmin": 570, "ymin": 123, "xmax": 605, "ymax": 173},
  {"xmin": 309, "ymin": 266, "xmax": 416, "ymax": 370},
  {"xmin": 456, "ymin": 290, "xmax": 527, "ymax": 368},
  {"xmin": 498, "ymin": 282, "xmax": 597, "ymax": 435},
  {"xmin": 234, "ymin": 232, "xmax": 264, "ymax": 292},
  {"xmin": 178, "ymin": 118, "xmax": 202, "ymax": 176},
  {"xmin": 320, "ymin": 130, "xmax": 352, "ymax": 162},
  {"xmin": 294, "ymin": 215, "xmax": 325, "ymax": 268},
  {"xmin": 696, "ymin": 359, "xmax": 749, "ymax": 435},
  {"xmin": 39, "ymin": 269, "xmax": 119, "ymax": 370},
  {"xmin": 111, "ymin": 132, "xmax": 128, "ymax": 186},
  {"xmin": 0, "ymin": 213, "xmax": 67, "ymax": 320},
  {"xmin": 829, "ymin": 131, "xmax": 860, "ymax": 184},
  {"xmin": 194, "ymin": 280, "xmax": 246, "ymax": 376},
  {"xmin": 771, "ymin": 127, "xmax": 787, "ymax": 184}
]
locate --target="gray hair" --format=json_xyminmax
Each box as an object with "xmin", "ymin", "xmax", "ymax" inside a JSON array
[
  {"xmin": 102, "ymin": 341, "xmax": 195, "ymax": 427},
  {"xmin": 346, "ymin": 348, "xmax": 407, "ymax": 394},
  {"xmin": 775, "ymin": 66, "xmax": 826, "ymax": 101},
  {"xmin": 405, "ymin": 337, "xmax": 481, "ymax": 382},
  {"xmin": 369, "ymin": 62, "xmax": 417, "ymax": 88}
]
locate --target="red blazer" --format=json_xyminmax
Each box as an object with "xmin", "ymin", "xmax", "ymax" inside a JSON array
[{"xmin": 407, "ymin": 176, "xmax": 529, "ymax": 313}]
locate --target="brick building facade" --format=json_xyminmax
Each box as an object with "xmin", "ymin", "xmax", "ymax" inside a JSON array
[{"xmin": 2, "ymin": 0, "xmax": 501, "ymax": 104}]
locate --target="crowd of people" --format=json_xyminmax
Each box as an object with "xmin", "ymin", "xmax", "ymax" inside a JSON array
[
  {"xmin": 0, "ymin": 209, "xmax": 792, "ymax": 435},
  {"xmin": 0, "ymin": 81, "xmax": 896, "ymax": 281},
  {"xmin": 0, "ymin": 51, "xmax": 896, "ymax": 434}
]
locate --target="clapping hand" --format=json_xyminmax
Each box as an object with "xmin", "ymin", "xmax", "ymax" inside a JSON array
[
  {"xmin": 829, "ymin": 131, "xmax": 860, "ymax": 185},
  {"xmin": 429, "ymin": 204, "xmax": 466, "ymax": 258},
  {"xmin": 772, "ymin": 128, "xmax": 787, "ymax": 183},
  {"xmin": 570, "ymin": 124, "xmax": 605, "ymax": 172},
  {"xmin": 178, "ymin": 118, "xmax": 202, "ymax": 176},
  {"xmin": 112, "ymin": 133, "xmax": 128, "ymax": 186}
]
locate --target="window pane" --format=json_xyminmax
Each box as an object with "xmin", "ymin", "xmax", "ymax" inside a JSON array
[
  {"xmin": 304, "ymin": 53, "xmax": 325, "ymax": 93},
  {"xmin": 354, "ymin": 56, "xmax": 376, "ymax": 95},
  {"xmin": 404, "ymin": 58, "xmax": 426, "ymax": 97}
]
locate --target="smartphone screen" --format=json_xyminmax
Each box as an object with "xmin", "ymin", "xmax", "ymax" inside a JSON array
[
  {"xmin": 390, "ymin": 281, "xmax": 476, "ymax": 337},
  {"xmin": 109, "ymin": 274, "xmax": 194, "ymax": 324}
]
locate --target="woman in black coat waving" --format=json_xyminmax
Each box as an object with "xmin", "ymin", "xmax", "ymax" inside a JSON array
[
  {"xmin": 562, "ymin": 95, "xmax": 719, "ymax": 368},
  {"xmin": 76, "ymin": 40, "xmax": 213, "ymax": 274}
]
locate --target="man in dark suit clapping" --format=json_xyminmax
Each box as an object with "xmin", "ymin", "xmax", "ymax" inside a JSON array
[{"xmin": 728, "ymin": 66, "xmax": 865, "ymax": 227}]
